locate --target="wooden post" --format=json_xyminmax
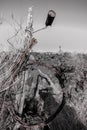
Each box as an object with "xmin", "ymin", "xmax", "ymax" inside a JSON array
[{"xmin": 13, "ymin": 6, "xmax": 34, "ymax": 130}]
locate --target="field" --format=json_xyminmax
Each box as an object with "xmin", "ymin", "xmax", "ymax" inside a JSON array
[{"xmin": 0, "ymin": 51, "xmax": 87, "ymax": 130}]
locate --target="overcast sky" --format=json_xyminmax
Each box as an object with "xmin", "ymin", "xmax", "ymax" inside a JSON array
[{"xmin": 0, "ymin": 0, "xmax": 87, "ymax": 52}]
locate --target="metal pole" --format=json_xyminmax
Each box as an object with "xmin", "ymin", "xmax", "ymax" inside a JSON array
[{"xmin": 33, "ymin": 26, "xmax": 47, "ymax": 34}]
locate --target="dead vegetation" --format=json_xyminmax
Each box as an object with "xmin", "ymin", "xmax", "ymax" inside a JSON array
[
  {"xmin": 0, "ymin": 7, "xmax": 87, "ymax": 130},
  {"xmin": 0, "ymin": 51, "xmax": 87, "ymax": 130}
]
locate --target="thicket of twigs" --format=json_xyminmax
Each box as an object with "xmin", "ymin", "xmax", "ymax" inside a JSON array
[{"xmin": 0, "ymin": 51, "xmax": 87, "ymax": 130}]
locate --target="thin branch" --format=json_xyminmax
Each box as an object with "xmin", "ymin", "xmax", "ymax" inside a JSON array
[{"xmin": 7, "ymin": 29, "xmax": 21, "ymax": 51}]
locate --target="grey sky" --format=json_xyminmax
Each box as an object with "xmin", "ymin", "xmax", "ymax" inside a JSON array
[
  {"xmin": 0, "ymin": 0, "xmax": 87, "ymax": 52},
  {"xmin": 0, "ymin": 0, "xmax": 87, "ymax": 28}
]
